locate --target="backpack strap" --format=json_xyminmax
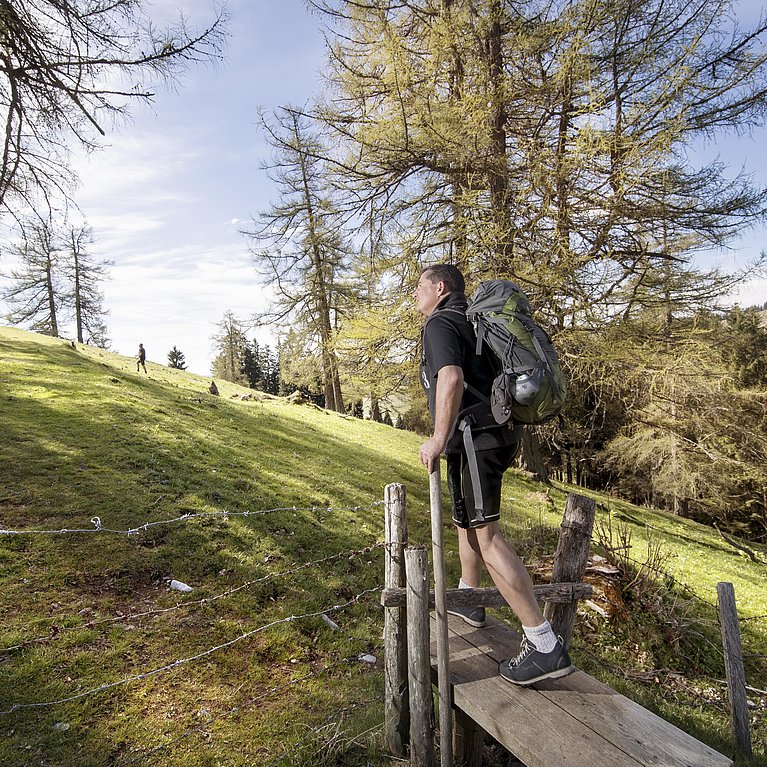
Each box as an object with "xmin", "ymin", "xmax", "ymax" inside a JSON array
[
  {"xmin": 458, "ymin": 415, "xmax": 485, "ymax": 524},
  {"xmin": 464, "ymin": 380, "xmax": 490, "ymax": 405},
  {"xmin": 474, "ymin": 314, "xmax": 484, "ymax": 356}
]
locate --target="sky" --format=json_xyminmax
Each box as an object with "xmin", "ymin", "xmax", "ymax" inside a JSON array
[
  {"xmin": 38, "ymin": 0, "xmax": 327, "ymax": 375},
  {"xmin": 2, "ymin": 0, "xmax": 767, "ymax": 375}
]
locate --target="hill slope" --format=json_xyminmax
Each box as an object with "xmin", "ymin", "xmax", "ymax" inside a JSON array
[{"xmin": 1, "ymin": 327, "xmax": 765, "ymax": 766}]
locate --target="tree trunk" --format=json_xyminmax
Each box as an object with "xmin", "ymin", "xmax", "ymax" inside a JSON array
[
  {"xmin": 45, "ymin": 256, "xmax": 58, "ymax": 337},
  {"xmin": 521, "ymin": 429, "xmax": 550, "ymax": 485},
  {"xmin": 72, "ymin": 233, "xmax": 83, "ymax": 343}
]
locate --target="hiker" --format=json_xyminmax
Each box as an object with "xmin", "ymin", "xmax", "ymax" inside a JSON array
[
  {"xmin": 137, "ymin": 343, "xmax": 147, "ymax": 373},
  {"xmin": 414, "ymin": 264, "xmax": 573, "ymax": 686}
]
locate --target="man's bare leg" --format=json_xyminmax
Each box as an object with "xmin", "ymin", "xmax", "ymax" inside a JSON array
[{"xmin": 462, "ymin": 522, "xmax": 544, "ymax": 627}]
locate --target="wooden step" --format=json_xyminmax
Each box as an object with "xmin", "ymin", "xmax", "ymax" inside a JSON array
[{"xmin": 429, "ymin": 613, "xmax": 734, "ymax": 767}]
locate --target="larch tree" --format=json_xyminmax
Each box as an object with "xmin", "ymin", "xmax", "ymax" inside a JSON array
[
  {"xmin": 64, "ymin": 224, "xmax": 110, "ymax": 348},
  {"xmin": 211, "ymin": 311, "xmax": 250, "ymax": 386},
  {"xmin": 2, "ymin": 220, "xmax": 62, "ymax": 336},
  {"xmin": 308, "ymin": 0, "xmax": 767, "ymax": 523},
  {"xmin": 245, "ymin": 107, "xmax": 349, "ymax": 413}
]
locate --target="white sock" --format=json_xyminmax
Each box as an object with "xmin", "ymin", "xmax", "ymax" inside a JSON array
[{"xmin": 522, "ymin": 621, "xmax": 558, "ymax": 653}]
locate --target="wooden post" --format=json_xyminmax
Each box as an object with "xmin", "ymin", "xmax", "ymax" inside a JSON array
[
  {"xmin": 384, "ymin": 483, "xmax": 409, "ymax": 756},
  {"xmin": 430, "ymin": 467, "xmax": 453, "ymax": 767},
  {"xmin": 406, "ymin": 546, "xmax": 434, "ymax": 767},
  {"xmin": 717, "ymin": 582, "xmax": 753, "ymax": 760},
  {"xmin": 454, "ymin": 708, "xmax": 485, "ymax": 767},
  {"xmin": 543, "ymin": 493, "xmax": 596, "ymax": 648}
]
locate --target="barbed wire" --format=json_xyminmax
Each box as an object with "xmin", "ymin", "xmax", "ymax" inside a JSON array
[
  {"xmin": 113, "ymin": 651, "xmax": 382, "ymax": 766},
  {"xmin": 624, "ymin": 554, "xmax": 767, "ymax": 623},
  {"xmin": 0, "ymin": 500, "xmax": 384, "ymax": 537},
  {"xmin": 593, "ymin": 549, "xmax": 767, "ymax": 671},
  {"xmin": 739, "ymin": 613, "xmax": 767, "ymax": 623},
  {"xmin": 0, "ymin": 586, "xmax": 382, "ymax": 716},
  {"xmin": 0, "ymin": 542, "xmax": 385, "ymax": 653}
]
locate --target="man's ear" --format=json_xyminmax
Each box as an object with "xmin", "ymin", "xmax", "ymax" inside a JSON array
[{"xmin": 436, "ymin": 280, "xmax": 446, "ymax": 296}]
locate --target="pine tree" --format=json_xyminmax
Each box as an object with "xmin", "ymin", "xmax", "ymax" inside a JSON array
[{"xmin": 167, "ymin": 346, "xmax": 187, "ymax": 370}]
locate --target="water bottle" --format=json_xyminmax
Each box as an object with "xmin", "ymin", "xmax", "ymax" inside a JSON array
[{"xmin": 513, "ymin": 372, "xmax": 538, "ymax": 405}]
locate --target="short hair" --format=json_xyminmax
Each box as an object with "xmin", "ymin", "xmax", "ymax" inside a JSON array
[{"xmin": 421, "ymin": 264, "xmax": 465, "ymax": 294}]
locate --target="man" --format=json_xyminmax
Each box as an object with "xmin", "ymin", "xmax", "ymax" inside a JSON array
[
  {"xmin": 415, "ymin": 264, "xmax": 573, "ymax": 685},
  {"xmin": 137, "ymin": 343, "xmax": 147, "ymax": 373}
]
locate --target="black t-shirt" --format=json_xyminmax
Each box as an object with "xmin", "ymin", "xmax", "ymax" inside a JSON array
[{"xmin": 420, "ymin": 292, "xmax": 521, "ymax": 453}]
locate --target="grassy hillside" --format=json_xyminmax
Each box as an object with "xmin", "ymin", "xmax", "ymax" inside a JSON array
[{"xmin": 1, "ymin": 327, "xmax": 765, "ymax": 766}]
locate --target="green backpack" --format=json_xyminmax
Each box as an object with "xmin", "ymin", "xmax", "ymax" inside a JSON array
[{"xmin": 465, "ymin": 280, "xmax": 567, "ymax": 425}]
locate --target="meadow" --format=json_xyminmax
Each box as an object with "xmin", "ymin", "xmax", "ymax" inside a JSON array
[{"xmin": 1, "ymin": 327, "xmax": 764, "ymax": 766}]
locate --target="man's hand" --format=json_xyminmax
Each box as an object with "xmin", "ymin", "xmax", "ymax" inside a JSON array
[{"xmin": 419, "ymin": 435, "xmax": 446, "ymax": 474}]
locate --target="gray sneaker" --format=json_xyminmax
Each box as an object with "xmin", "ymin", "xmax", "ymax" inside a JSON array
[
  {"xmin": 447, "ymin": 605, "xmax": 486, "ymax": 628},
  {"xmin": 499, "ymin": 636, "xmax": 573, "ymax": 685}
]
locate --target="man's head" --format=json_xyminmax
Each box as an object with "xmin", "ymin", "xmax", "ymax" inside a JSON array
[{"xmin": 414, "ymin": 264, "xmax": 465, "ymax": 316}]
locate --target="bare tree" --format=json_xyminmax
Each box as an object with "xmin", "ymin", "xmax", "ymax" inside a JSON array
[
  {"xmin": 2, "ymin": 219, "xmax": 61, "ymax": 335},
  {"xmin": 63, "ymin": 224, "xmax": 110, "ymax": 347},
  {"xmin": 0, "ymin": 0, "xmax": 225, "ymax": 218}
]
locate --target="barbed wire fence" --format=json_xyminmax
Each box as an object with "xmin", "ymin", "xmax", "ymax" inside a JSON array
[{"xmin": 0, "ymin": 498, "xmax": 392, "ymax": 766}]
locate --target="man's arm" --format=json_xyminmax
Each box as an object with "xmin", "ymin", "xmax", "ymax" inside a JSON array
[{"xmin": 419, "ymin": 364, "xmax": 464, "ymax": 473}]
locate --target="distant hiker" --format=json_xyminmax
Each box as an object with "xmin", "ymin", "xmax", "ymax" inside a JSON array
[
  {"xmin": 137, "ymin": 343, "xmax": 147, "ymax": 373},
  {"xmin": 415, "ymin": 264, "xmax": 573, "ymax": 686},
  {"xmin": 209, "ymin": 380, "xmax": 219, "ymax": 396}
]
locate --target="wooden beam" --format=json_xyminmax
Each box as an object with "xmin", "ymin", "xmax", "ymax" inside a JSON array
[{"xmin": 381, "ymin": 582, "xmax": 592, "ymax": 609}]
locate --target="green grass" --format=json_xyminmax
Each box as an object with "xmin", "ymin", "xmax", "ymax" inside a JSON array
[{"xmin": 0, "ymin": 326, "xmax": 765, "ymax": 766}]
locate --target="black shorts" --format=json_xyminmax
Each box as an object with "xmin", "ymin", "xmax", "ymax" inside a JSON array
[{"xmin": 446, "ymin": 443, "xmax": 520, "ymax": 529}]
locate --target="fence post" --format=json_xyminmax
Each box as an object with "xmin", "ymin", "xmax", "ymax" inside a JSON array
[
  {"xmin": 543, "ymin": 493, "xmax": 596, "ymax": 648},
  {"xmin": 717, "ymin": 582, "xmax": 753, "ymax": 761},
  {"xmin": 429, "ymin": 467, "xmax": 453, "ymax": 767},
  {"xmin": 384, "ymin": 483, "xmax": 409, "ymax": 756},
  {"xmin": 406, "ymin": 546, "xmax": 434, "ymax": 767}
]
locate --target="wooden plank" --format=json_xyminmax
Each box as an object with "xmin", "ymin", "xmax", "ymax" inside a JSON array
[
  {"xmin": 430, "ymin": 615, "xmax": 642, "ymax": 767},
  {"xmin": 535, "ymin": 674, "xmax": 734, "ymax": 767},
  {"xmin": 435, "ymin": 615, "xmax": 734, "ymax": 767}
]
